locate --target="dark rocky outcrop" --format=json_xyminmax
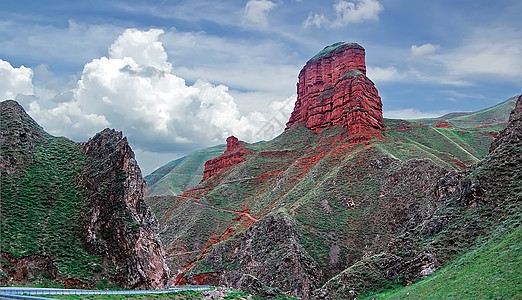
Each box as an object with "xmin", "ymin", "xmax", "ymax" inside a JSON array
[
  {"xmin": 286, "ymin": 42, "xmax": 384, "ymax": 141},
  {"xmin": 80, "ymin": 129, "xmax": 170, "ymax": 289},
  {"xmin": 489, "ymin": 94, "xmax": 522, "ymax": 152},
  {"xmin": 183, "ymin": 211, "xmax": 323, "ymax": 300},
  {"xmin": 0, "ymin": 252, "xmax": 58, "ymax": 283}
]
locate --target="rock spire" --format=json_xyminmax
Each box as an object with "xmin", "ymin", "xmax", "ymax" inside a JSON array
[{"xmin": 286, "ymin": 42, "xmax": 384, "ymax": 141}]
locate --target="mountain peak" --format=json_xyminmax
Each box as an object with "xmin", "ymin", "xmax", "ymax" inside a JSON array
[
  {"xmin": 285, "ymin": 42, "xmax": 384, "ymax": 141},
  {"xmin": 0, "ymin": 100, "xmax": 47, "ymax": 173}
]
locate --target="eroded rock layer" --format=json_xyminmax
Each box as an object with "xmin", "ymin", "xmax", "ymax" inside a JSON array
[
  {"xmin": 286, "ymin": 42, "xmax": 384, "ymax": 140},
  {"xmin": 201, "ymin": 136, "xmax": 250, "ymax": 182}
]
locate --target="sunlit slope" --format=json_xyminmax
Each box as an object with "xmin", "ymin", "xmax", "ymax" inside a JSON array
[
  {"xmin": 359, "ymin": 225, "xmax": 521, "ymax": 300},
  {"xmin": 145, "ymin": 144, "xmax": 226, "ymax": 196}
]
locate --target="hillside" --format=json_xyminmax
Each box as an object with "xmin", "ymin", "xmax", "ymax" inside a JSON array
[
  {"xmin": 360, "ymin": 226, "xmax": 521, "ymax": 299},
  {"xmin": 0, "ymin": 100, "xmax": 169, "ymax": 289},
  {"xmin": 412, "ymin": 95, "xmax": 518, "ymax": 129},
  {"xmin": 144, "ymin": 41, "xmax": 521, "ymax": 299},
  {"xmin": 148, "ymin": 117, "xmax": 510, "ymax": 297},
  {"xmin": 145, "ymin": 145, "xmax": 225, "ymax": 196}
]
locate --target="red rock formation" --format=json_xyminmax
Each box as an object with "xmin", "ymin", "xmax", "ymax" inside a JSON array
[
  {"xmin": 286, "ymin": 42, "xmax": 384, "ymax": 140},
  {"xmin": 201, "ymin": 136, "xmax": 250, "ymax": 182},
  {"xmin": 434, "ymin": 120, "xmax": 452, "ymax": 128}
]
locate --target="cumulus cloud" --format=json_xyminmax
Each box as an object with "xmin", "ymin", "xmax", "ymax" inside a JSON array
[
  {"xmin": 410, "ymin": 43, "xmax": 439, "ymax": 57},
  {"xmin": 25, "ymin": 28, "xmax": 292, "ymax": 157},
  {"xmin": 303, "ymin": 13, "xmax": 328, "ymax": 29},
  {"xmin": 0, "ymin": 59, "xmax": 34, "ymax": 101},
  {"xmin": 242, "ymin": 0, "xmax": 276, "ymax": 28},
  {"xmin": 303, "ymin": 0, "xmax": 383, "ymax": 28},
  {"xmin": 254, "ymin": 93, "xmax": 296, "ymax": 141},
  {"xmin": 332, "ymin": 0, "xmax": 384, "ymax": 27}
]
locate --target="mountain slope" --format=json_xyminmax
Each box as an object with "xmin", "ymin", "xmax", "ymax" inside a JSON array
[
  {"xmin": 355, "ymin": 95, "xmax": 522, "ymax": 299},
  {"xmin": 145, "ymin": 41, "xmax": 520, "ymax": 299},
  {"xmin": 0, "ymin": 100, "xmax": 169, "ymax": 288},
  {"xmin": 413, "ymin": 95, "xmax": 518, "ymax": 129},
  {"xmin": 360, "ymin": 225, "xmax": 521, "ymax": 299},
  {"xmin": 145, "ymin": 145, "xmax": 225, "ymax": 196},
  {"xmin": 145, "ymin": 100, "xmax": 516, "ymax": 198}
]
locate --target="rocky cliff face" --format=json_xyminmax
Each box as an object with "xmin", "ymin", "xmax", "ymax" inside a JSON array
[
  {"xmin": 80, "ymin": 129, "xmax": 170, "ymax": 289},
  {"xmin": 201, "ymin": 136, "xmax": 250, "ymax": 182},
  {"xmin": 286, "ymin": 42, "xmax": 384, "ymax": 141},
  {"xmin": 490, "ymin": 94, "xmax": 522, "ymax": 152},
  {"xmin": 183, "ymin": 211, "xmax": 323, "ymax": 299}
]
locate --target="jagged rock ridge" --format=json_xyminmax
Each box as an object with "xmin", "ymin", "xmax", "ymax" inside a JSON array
[
  {"xmin": 80, "ymin": 129, "xmax": 170, "ymax": 289},
  {"xmin": 286, "ymin": 42, "xmax": 384, "ymax": 141}
]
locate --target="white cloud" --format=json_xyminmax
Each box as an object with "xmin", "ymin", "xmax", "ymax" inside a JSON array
[
  {"xmin": 303, "ymin": 0, "xmax": 383, "ymax": 28},
  {"xmin": 0, "ymin": 59, "xmax": 34, "ymax": 101},
  {"xmin": 303, "ymin": 13, "xmax": 328, "ymax": 29},
  {"xmin": 366, "ymin": 66, "xmax": 402, "ymax": 83},
  {"xmin": 242, "ymin": 0, "xmax": 276, "ymax": 28},
  {"xmin": 25, "ymin": 28, "xmax": 293, "ymax": 155},
  {"xmin": 109, "ymin": 28, "xmax": 172, "ymax": 72},
  {"xmin": 402, "ymin": 27, "xmax": 522, "ymax": 84},
  {"xmin": 410, "ymin": 43, "xmax": 439, "ymax": 57},
  {"xmin": 445, "ymin": 36, "xmax": 522, "ymax": 78},
  {"xmin": 159, "ymin": 29, "xmax": 299, "ymax": 114},
  {"xmin": 253, "ymin": 93, "xmax": 296, "ymax": 141},
  {"xmin": 332, "ymin": 0, "xmax": 383, "ymax": 27},
  {"xmin": 384, "ymin": 108, "xmax": 450, "ymax": 119}
]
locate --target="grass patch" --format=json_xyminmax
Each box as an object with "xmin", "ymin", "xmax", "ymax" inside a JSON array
[
  {"xmin": 361, "ymin": 226, "xmax": 522, "ymax": 299},
  {"xmin": 1, "ymin": 136, "xmax": 102, "ymax": 280}
]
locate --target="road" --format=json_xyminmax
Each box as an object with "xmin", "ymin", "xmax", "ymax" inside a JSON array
[{"xmin": 0, "ymin": 285, "xmax": 211, "ymax": 299}]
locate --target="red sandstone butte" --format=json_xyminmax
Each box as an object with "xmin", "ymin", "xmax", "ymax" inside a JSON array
[
  {"xmin": 286, "ymin": 42, "xmax": 384, "ymax": 140},
  {"xmin": 201, "ymin": 136, "xmax": 250, "ymax": 182}
]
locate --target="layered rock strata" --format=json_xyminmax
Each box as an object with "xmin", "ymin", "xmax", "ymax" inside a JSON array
[
  {"xmin": 201, "ymin": 136, "xmax": 250, "ymax": 182},
  {"xmin": 286, "ymin": 42, "xmax": 384, "ymax": 140}
]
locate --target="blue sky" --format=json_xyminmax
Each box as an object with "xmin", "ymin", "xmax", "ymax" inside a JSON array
[{"xmin": 1, "ymin": 0, "xmax": 521, "ymax": 174}]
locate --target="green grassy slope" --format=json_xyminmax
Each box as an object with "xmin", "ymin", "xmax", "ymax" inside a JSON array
[
  {"xmin": 144, "ymin": 145, "xmax": 225, "ymax": 196},
  {"xmin": 361, "ymin": 225, "xmax": 522, "ymax": 300},
  {"xmin": 1, "ymin": 135, "xmax": 102, "ymax": 282},
  {"xmin": 147, "ymin": 96, "xmax": 518, "ymax": 297},
  {"xmin": 448, "ymin": 95, "xmax": 519, "ymax": 128},
  {"xmin": 412, "ymin": 95, "xmax": 518, "ymax": 128},
  {"xmin": 154, "ymin": 119, "xmax": 501, "ymax": 286}
]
